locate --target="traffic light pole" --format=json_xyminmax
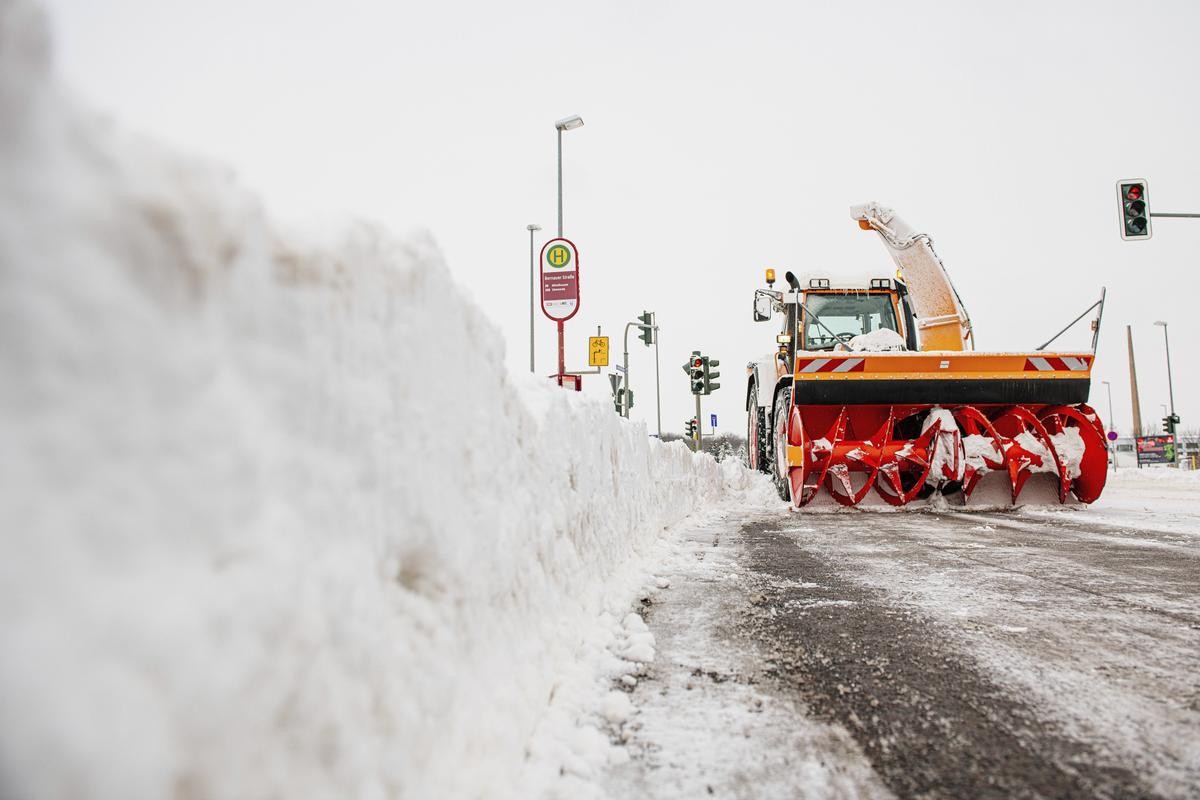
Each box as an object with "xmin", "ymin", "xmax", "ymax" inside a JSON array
[
  {"xmin": 1156, "ymin": 321, "xmax": 1178, "ymax": 463},
  {"xmin": 1160, "ymin": 324, "xmax": 1175, "ymax": 420},
  {"xmin": 621, "ymin": 321, "xmax": 638, "ymax": 418},
  {"xmin": 694, "ymin": 394, "xmax": 702, "ymax": 453},
  {"xmin": 653, "ymin": 332, "xmax": 662, "ymax": 438}
]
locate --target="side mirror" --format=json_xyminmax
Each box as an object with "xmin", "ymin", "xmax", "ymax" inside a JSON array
[{"xmin": 753, "ymin": 292, "xmax": 773, "ymax": 322}]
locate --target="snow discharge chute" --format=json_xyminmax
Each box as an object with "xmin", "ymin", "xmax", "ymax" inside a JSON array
[{"xmin": 747, "ymin": 203, "xmax": 1108, "ymax": 509}]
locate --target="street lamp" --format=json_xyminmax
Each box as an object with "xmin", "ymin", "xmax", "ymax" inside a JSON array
[
  {"xmin": 1101, "ymin": 380, "xmax": 1116, "ymax": 472},
  {"xmin": 526, "ymin": 224, "xmax": 542, "ymax": 373},
  {"xmin": 554, "ymin": 115, "xmax": 584, "ymax": 237},
  {"xmin": 1153, "ymin": 320, "xmax": 1175, "ymax": 421}
]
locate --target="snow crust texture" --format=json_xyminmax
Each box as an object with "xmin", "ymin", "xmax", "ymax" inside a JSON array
[
  {"xmin": 0, "ymin": 4, "xmax": 773, "ymax": 798},
  {"xmin": 847, "ymin": 328, "xmax": 906, "ymax": 352}
]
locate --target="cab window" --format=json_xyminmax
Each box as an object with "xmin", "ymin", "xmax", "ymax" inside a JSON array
[{"xmin": 802, "ymin": 293, "xmax": 899, "ymax": 350}]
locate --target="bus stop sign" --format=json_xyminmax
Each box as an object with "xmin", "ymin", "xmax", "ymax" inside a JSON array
[{"xmin": 540, "ymin": 238, "xmax": 579, "ymax": 322}]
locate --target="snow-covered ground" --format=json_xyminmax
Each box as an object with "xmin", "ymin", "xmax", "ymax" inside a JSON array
[
  {"xmin": 601, "ymin": 514, "xmax": 892, "ymax": 799},
  {"xmin": 1074, "ymin": 465, "xmax": 1200, "ymax": 534},
  {"xmin": 0, "ymin": 3, "xmax": 776, "ymax": 798}
]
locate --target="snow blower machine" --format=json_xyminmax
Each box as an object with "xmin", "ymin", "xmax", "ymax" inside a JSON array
[{"xmin": 746, "ymin": 202, "xmax": 1108, "ymax": 509}]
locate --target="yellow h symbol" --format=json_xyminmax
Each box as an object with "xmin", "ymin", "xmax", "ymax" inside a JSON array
[{"xmin": 547, "ymin": 244, "xmax": 570, "ymax": 267}]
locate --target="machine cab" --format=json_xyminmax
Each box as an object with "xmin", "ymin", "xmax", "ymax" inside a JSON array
[
  {"xmin": 752, "ymin": 271, "xmax": 915, "ymax": 377},
  {"xmin": 799, "ymin": 287, "xmax": 905, "ymax": 352}
]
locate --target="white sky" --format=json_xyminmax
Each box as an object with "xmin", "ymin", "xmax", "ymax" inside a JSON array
[{"xmin": 43, "ymin": 0, "xmax": 1200, "ymax": 440}]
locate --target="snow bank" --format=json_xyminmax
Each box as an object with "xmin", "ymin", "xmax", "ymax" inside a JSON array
[
  {"xmin": 0, "ymin": 4, "xmax": 774, "ymax": 798},
  {"xmin": 1106, "ymin": 465, "xmax": 1200, "ymax": 486}
]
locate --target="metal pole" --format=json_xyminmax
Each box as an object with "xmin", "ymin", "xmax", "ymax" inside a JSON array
[
  {"xmin": 557, "ymin": 321, "xmax": 565, "ymax": 382},
  {"xmin": 1158, "ymin": 322, "xmax": 1177, "ymax": 465},
  {"xmin": 556, "ymin": 128, "xmax": 563, "ymax": 238},
  {"xmin": 527, "ymin": 224, "xmax": 540, "ymax": 373},
  {"xmin": 695, "ymin": 394, "xmax": 703, "ymax": 453},
  {"xmin": 622, "ymin": 322, "xmax": 633, "ymax": 418},
  {"xmin": 653, "ymin": 326, "xmax": 662, "ymax": 437},
  {"xmin": 1160, "ymin": 324, "xmax": 1176, "ymax": 416},
  {"xmin": 1102, "ymin": 380, "xmax": 1116, "ymax": 473},
  {"xmin": 1150, "ymin": 212, "xmax": 1200, "ymax": 218}
]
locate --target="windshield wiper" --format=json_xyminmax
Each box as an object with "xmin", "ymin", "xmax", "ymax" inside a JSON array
[{"xmin": 799, "ymin": 302, "xmax": 853, "ymax": 348}]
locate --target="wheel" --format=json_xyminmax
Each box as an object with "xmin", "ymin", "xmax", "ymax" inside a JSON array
[
  {"xmin": 747, "ymin": 382, "xmax": 771, "ymax": 473},
  {"xmin": 772, "ymin": 385, "xmax": 793, "ymax": 502}
]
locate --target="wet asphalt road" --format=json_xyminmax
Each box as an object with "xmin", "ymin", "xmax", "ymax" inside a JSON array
[
  {"xmin": 739, "ymin": 509, "xmax": 1200, "ymax": 800},
  {"xmin": 608, "ymin": 504, "xmax": 1200, "ymax": 800}
]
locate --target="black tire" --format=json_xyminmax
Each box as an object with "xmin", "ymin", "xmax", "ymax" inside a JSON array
[
  {"xmin": 772, "ymin": 385, "xmax": 793, "ymax": 502},
  {"xmin": 747, "ymin": 382, "xmax": 771, "ymax": 473}
]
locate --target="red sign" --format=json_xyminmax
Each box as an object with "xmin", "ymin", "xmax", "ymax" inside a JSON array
[{"xmin": 540, "ymin": 238, "xmax": 579, "ymax": 322}]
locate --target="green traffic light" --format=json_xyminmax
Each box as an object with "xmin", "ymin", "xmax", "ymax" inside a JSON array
[
  {"xmin": 701, "ymin": 355, "xmax": 721, "ymax": 394},
  {"xmin": 637, "ymin": 311, "xmax": 655, "ymax": 347}
]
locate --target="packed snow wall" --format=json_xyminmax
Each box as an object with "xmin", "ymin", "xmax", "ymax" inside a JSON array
[{"xmin": 0, "ymin": 4, "xmax": 772, "ymax": 798}]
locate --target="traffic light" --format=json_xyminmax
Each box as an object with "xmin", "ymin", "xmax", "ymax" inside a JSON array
[
  {"xmin": 703, "ymin": 358, "xmax": 721, "ymax": 393},
  {"xmin": 687, "ymin": 351, "xmax": 705, "ymax": 394},
  {"xmin": 685, "ymin": 418, "xmax": 697, "ymax": 438},
  {"xmin": 637, "ymin": 311, "xmax": 655, "ymax": 347},
  {"xmin": 614, "ymin": 388, "xmax": 634, "ymax": 413},
  {"xmin": 1118, "ymin": 180, "xmax": 1152, "ymax": 240},
  {"xmin": 1163, "ymin": 416, "xmax": 1172, "ymax": 434},
  {"xmin": 1163, "ymin": 413, "xmax": 1180, "ymax": 435}
]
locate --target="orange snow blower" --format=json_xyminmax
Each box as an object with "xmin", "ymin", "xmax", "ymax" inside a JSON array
[{"xmin": 745, "ymin": 203, "xmax": 1108, "ymax": 509}]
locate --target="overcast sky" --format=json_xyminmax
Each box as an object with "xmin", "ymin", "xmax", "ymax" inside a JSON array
[{"xmin": 43, "ymin": 0, "xmax": 1200, "ymax": 440}]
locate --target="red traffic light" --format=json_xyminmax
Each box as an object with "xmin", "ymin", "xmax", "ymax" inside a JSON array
[
  {"xmin": 692, "ymin": 357, "xmax": 704, "ymax": 369},
  {"xmin": 1118, "ymin": 180, "xmax": 1152, "ymax": 240}
]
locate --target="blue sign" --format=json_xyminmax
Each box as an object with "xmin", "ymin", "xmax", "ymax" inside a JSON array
[{"xmin": 710, "ymin": 413, "xmax": 718, "ymax": 428}]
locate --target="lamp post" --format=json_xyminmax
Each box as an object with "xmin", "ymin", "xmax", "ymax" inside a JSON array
[
  {"xmin": 1153, "ymin": 320, "xmax": 1176, "ymax": 419},
  {"xmin": 554, "ymin": 115, "xmax": 584, "ymax": 237},
  {"xmin": 526, "ymin": 224, "xmax": 541, "ymax": 373},
  {"xmin": 1154, "ymin": 321, "xmax": 1177, "ymax": 464},
  {"xmin": 1101, "ymin": 379, "xmax": 1116, "ymax": 473}
]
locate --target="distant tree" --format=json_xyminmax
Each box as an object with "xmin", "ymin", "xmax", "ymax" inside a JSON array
[
  {"xmin": 654, "ymin": 431, "xmax": 747, "ymax": 463},
  {"xmin": 1178, "ymin": 428, "xmax": 1200, "ymax": 469},
  {"xmin": 703, "ymin": 432, "xmax": 747, "ymax": 463}
]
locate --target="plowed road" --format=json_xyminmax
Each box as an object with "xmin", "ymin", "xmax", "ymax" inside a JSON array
[{"xmin": 603, "ymin": 478, "xmax": 1200, "ymax": 800}]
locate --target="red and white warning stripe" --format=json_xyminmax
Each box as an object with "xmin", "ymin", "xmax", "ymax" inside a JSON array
[
  {"xmin": 796, "ymin": 357, "xmax": 866, "ymax": 373},
  {"xmin": 1023, "ymin": 356, "xmax": 1091, "ymax": 372}
]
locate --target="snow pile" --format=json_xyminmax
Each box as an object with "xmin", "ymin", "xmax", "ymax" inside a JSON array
[
  {"xmin": 951, "ymin": 426, "xmax": 1086, "ymax": 482},
  {"xmin": 1049, "ymin": 428, "xmax": 1085, "ymax": 480},
  {"xmin": 963, "ymin": 433, "xmax": 1002, "ymax": 473},
  {"xmin": 1107, "ymin": 465, "xmax": 1200, "ymax": 485},
  {"xmin": 0, "ymin": 5, "xmax": 776, "ymax": 799},
  {"xmin": 1014, "ymin": 428, "xmax": 1085, "ymax": 479},
  {"xmin": 921, "ymin": 407, "xmax": 964, "ymax": 484},
  {"xmin": 847, "ymin": 328, "xmax": 906, "ymax": 352}
]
